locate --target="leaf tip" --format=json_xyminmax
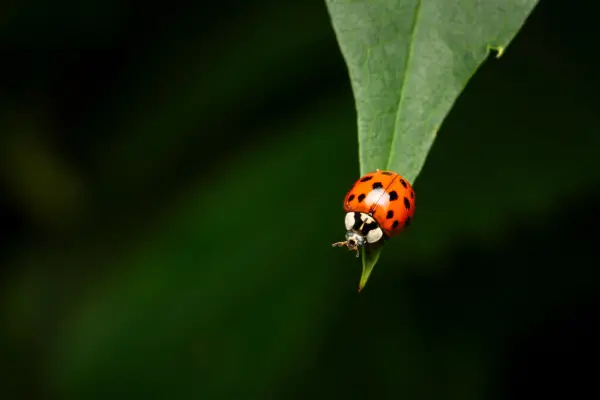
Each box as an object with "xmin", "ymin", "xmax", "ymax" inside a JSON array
[
  {"xmin": 358, "ymin": 270, "xmax": 370, "ymax": 292},
  {"xmin": 358, "ymin": 281, "xmax": 365, "ymax": 293},
  {"xmin": 357, "ymin": 243, "xmax": 382, "ymax": 292}
]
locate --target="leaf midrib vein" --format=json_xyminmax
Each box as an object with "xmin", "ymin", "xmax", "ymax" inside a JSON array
[{"xmin": 385, "ymin": 0, "xmax": 423, "ymax": 170}]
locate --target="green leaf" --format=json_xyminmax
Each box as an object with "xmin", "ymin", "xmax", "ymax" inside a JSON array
[
  {"xmin": 358, "ymin": 242, "xmax": 382, "ymax": 292},
  {"xmin": 325, "ymin": 0, "xmax": 539, "ymax": 290}
]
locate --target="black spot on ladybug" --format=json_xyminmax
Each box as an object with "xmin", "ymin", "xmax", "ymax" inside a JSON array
[
  {"xmin": 386, "ymin": 210, "xmax": 394, "ymax": 219},
  {"xmin": 411, "ymin": 191, "xmax": 414, "ymax": 199},
  {"xmin": 389, "ymin": 191, "xmax": 398, "ymax": 201},
  {"xmin": 405, "ymin": 217, "xmax": 411, "ymax": 227},
  {"xmin": 357, "ymin": 194, "xmax": 366, "ymax": 203},
  {"xmin": 392, "ymin": 220, "xmax": 399, "ymax": 229},
  {"xmin": 380, "ymin": 171, "xmax": 393, "ymax": 175},
  {"xmin": 372, "ymin": 182, "xmax": 383, "ymax": 190},
  {"xmin": 404, "ymin": 197, "xmax": 411, "ymax": 210},
  {"xmin": 348, "ymin": 194, "xmax": 355, "ymax": 201},
  {"xmin": 400, "ymin": 179, "xmax": 407, "ymax": 188},
  {"xmin": 360, "ymin": 176, "xmax": 373, "ymax": 182}
]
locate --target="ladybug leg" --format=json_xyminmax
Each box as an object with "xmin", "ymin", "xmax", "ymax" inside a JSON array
[{"xmin": 332, "ymin": 241, "xmax": 360, "ymax": 257}]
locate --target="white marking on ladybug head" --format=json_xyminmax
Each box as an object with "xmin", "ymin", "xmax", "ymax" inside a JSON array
[
  {"xmin": 335, "ymin": 212, "xmax": 383, "ymax": 257},
  {"xmin": 366, "ymin": 226, "xmax": 383, "ymax": 243},
  {"xmin": 360, "ymin": 213, "xmax": 375, "ymax": 224},
  {"xmin": 344, "ymin": 212, "xmax": 355, "ymax": 231}
]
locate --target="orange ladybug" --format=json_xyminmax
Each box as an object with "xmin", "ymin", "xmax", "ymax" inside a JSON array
[{"xmin": 332, "ymin": 170, "xmax": 415, "ymax": 257}]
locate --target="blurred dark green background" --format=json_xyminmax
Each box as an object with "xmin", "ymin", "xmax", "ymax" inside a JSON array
[{"xmin": 1, "ymin": 1, "xmax": 599, "ymax": 399}]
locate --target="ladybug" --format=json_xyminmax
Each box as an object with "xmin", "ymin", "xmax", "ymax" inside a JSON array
[{"xmin": 332, "ymin": 170, "xmax": 415, "ymax": 257}]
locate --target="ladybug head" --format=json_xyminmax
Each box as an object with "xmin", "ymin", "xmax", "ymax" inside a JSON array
[{"xmin": 332, "ymin": 231, "xmax": 366, "ymax": 258}]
